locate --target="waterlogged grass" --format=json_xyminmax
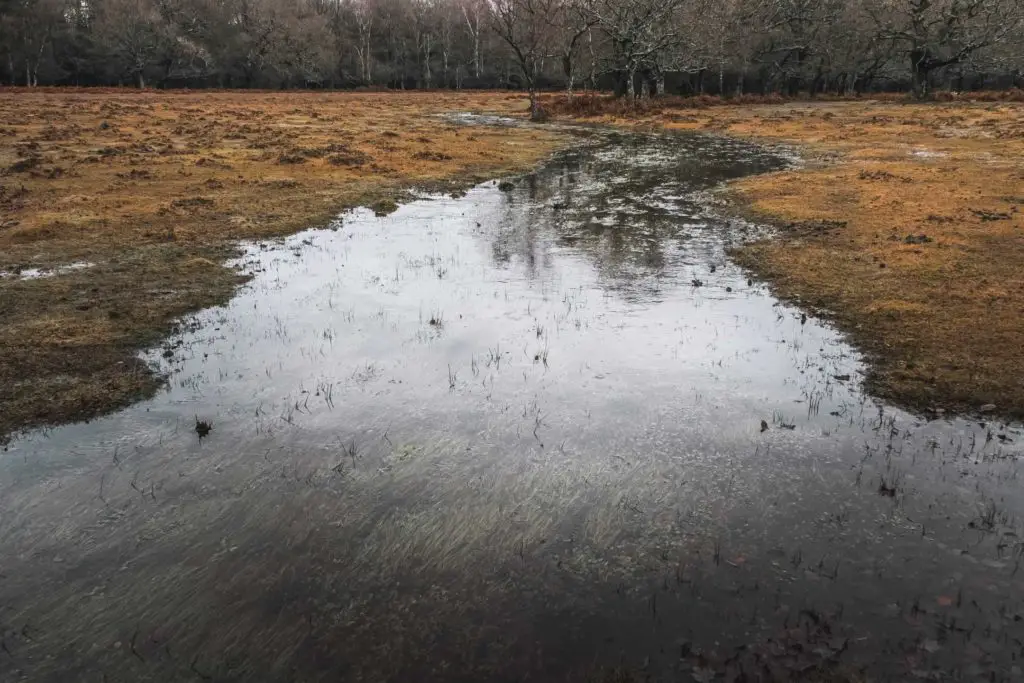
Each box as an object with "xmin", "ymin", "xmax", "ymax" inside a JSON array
[{"xmin": 0, "ymin": 89, "xmax": 565, "ymax": 441}]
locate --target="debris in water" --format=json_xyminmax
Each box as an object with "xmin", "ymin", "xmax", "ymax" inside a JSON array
[{"xmin": 195, "ymin": 417, "xmax": 213, "ymax": 439}]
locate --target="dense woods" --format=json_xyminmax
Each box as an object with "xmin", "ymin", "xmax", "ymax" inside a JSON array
[{"xmin": 1, "ymin": 0, "xmax": 1022, "ymax": 96}]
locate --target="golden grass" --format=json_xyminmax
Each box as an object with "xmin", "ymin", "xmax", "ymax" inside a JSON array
[
  {"xmin": 544, "ymin": 95, "xmax": 1024, "ymax": 418},
  {"xmin": 0, "ymin": 89, "xmax": 564, "ymax": 441}
]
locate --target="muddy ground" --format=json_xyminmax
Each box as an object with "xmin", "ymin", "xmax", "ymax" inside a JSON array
[
  {"xmin": 544, "ymin": 94, "xmax": 1024, "ymax": 420},
  {"xmin": 0, "ymin": 90, "xmax": 564, "ymax": 442}
]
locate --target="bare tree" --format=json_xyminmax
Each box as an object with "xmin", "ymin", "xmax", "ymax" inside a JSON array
[
  {"xmin": 587, "ymin": 0, "xmax": 687, "ymax": 98},
  {"xmin": 488, "ymin": 0, "xmax": 558, "ymax": 117},
  {"xmin": 2, "ymin": 0, "xmax": 63, "ymax": 85},
  {"xmin": 554, "ymin": 0, "xmax": 596, "ymax": 98},
  {"xmin": 350, "ymin": 0, "xmax": 375, "ymax": 84},
  {"xmin": 869, "ymin": 0, "xmax": 1024, "ymax": 97},
  {"xmin": 411, "ymin": 0, "xmax": 437, "ymax": 87},
  {"xmin": 461, "ymin": 0, "xmax": 487, "ymax": 79},
  {"xmin": 94, "ymin": 0, "xmax": 168, "ymax": 87},
  {"xmin": 437, "ymin": 0, "xmax": 457, "ymax": 85}
]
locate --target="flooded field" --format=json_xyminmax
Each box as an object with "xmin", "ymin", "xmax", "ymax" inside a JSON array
[{"xmin": 2, "ymin": 130, "xmax": 1023, "ymax": 682}]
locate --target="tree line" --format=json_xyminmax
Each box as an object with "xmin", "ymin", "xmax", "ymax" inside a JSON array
[{"xmin": 2, "ymin": 0, "xmax": 1022, "ymax": 98}]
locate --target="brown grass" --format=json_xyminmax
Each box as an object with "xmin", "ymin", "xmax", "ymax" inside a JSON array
[
  {"xmin": 0, "ymin": 89, "xmax": 564, "ymax": 441},
  {"xmin": 544, "ymin": 93, "xmax": 1024, "ymax": 418},
  {"xmin": 544, "ymin": 89, "xmax": 1024, "ymax": 117}
]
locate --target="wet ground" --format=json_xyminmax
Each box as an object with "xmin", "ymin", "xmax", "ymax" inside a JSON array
[{"xmin": 2, "ymin": 129, "xmax": 1023, "ymax": 682}]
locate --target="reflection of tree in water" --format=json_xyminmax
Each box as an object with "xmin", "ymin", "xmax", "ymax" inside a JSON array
[{"xmin": 485, "ymin": 133, "xmax": 785, "ymax": 298}]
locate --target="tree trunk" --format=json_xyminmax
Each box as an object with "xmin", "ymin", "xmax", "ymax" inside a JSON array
[
  {"xmin": 626, "ymin": 65, "xmax": 636, "ymax": 99},
  {"xmin": 422, "ymin": 35, "xmax": 431, "ymax": 88},
  {"xmin": 655, "ymin": 72, "xmax": 665, "ymax": 96},
  {"xmin": 612, "ymin": 71, "xmax": 626, "ymax": 96},
  {"xmin": 474, "ymin": 35, "xmax": 481, "ymax": 78},
  {"xmin": 562, "ymin": 54, "xmax": 574, "ymax": 100},
  {"xmin": 138, "ymin": 71, "xmax": 146, "ymax": 89},
  {"xmin": 529, "ymin": 87, "xmax": 542, "ymax": 120},
  {"xmin": 587, "ymin": 29, "xmax": 596, "ymax": 90},
  {"xmin": 911, "ymin": 50, "xmax": 929, "ymax": 98},
  {"xmin": 463, "ymin": 8, "xmax": 480, "ymax": 80},
  {"xmin": 360, "ymin": 36, "xmax": 373, "ymax": 84}
]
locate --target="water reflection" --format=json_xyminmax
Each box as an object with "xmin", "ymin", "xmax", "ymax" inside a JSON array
[{"xmin": 1, "ymin": 132, "xmax": 1022, "ymax": 682}]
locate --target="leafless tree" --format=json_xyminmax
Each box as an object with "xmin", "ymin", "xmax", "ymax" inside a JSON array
[
  {"xmin": 462, "ymin": 0, "xmax": 486, "ymax": 79},
  {"xmin": 554, "ymin": 0, "xmax": 596, "ymax": 98},
  {"xmin": 94, "ymin": 0, "xmax": 168, "ymax": 87},
  {"xmin": 2, "ymin": 0, "xmax": 64, "ymax": 85},
  {"xmin": 868, "ymin": 0, "xmax": 1024, "ymax": 96},
  {"xmin": 488, "ymin": 0, "xmax": 559, "ymax": 117},
  {"xmin": 587, "ymin": 0, "xmax": 689, "ymax": 98},
  {"xmin": 350, "ymin": 0, "xmax": 375, "ymax": 84}
]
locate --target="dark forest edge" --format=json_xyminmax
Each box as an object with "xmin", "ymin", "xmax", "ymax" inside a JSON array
[{"xmin": 2, "ymin": 0, "xmax": 1022, "ymax": 102}]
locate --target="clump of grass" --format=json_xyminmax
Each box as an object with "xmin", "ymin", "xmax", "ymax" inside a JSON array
[
  {"xmin": 413, "ymin": 150, "xmax": 453, "ymax": 162},
  {"xmin": 877, "ymin": 470, "xmax": 902, "ymax": 497},
  {"xmin": 327, "ymin": 151, "xmax": 371, "ymax": 167},
  {"xmin": 7, "ymin": 156, "xmax": 41, "ymax": 173},
  {"xmin": 194, "ymin": 416, "xmax": 212, "ymax": 439}
]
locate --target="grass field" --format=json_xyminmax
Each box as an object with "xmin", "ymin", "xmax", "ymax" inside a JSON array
[
  {"xmin": 3, "ymin": 89, "xmax": 1023, "ymax": 441},
  {"xmin": 545, "ymin": 94, "xmax": 1024, "ymax": 418},
  {"xmin": 0, "ymin": 90, "xmax": 564, "ymax": 442}
]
